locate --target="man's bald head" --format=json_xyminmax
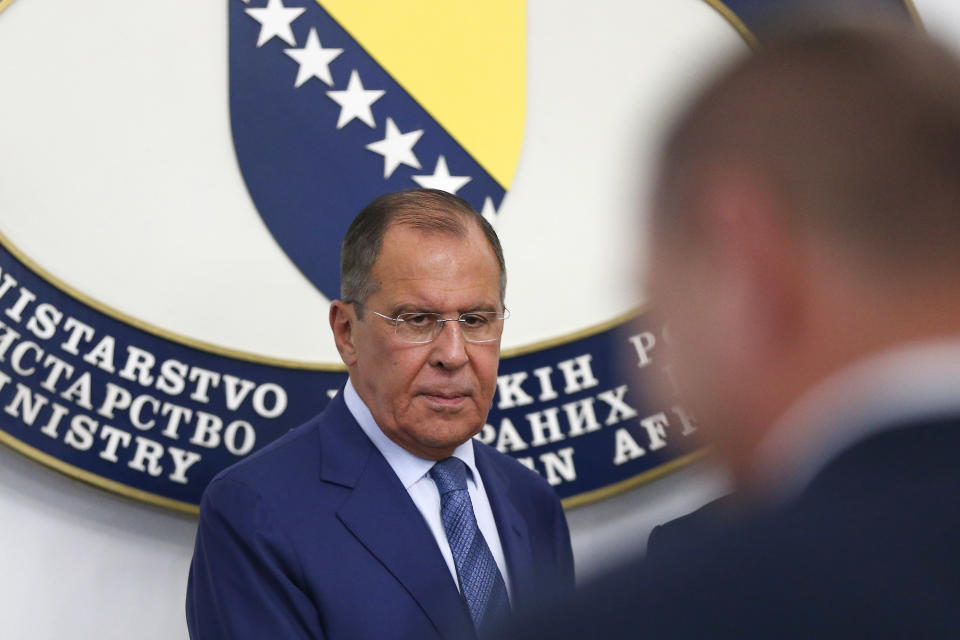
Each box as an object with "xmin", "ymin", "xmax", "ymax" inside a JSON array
[{"xmin": 656, "ymin": 20, "xmax": 960, "ymax": 276}]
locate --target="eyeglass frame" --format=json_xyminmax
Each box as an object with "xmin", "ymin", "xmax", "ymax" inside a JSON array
[{"xmin": 348, "ymin": 301, "xmax": 510, "ymax": 344}]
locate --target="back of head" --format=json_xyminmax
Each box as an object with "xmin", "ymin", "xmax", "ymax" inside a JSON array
[
  {"xmin": 657, "ymin": 16, "xmax": 960, "ymax": 278},
  {"xmin": 648, "ymin": 14, "xmax": 960, "ymax": 483}
]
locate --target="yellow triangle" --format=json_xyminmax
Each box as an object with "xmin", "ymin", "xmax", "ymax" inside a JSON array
[{"xmin": 318, "ymin": 0, "xmax": 525, "ymax": 189}]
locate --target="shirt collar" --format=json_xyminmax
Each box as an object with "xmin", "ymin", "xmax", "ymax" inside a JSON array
[
  {"xmin": 753, "ymin": 337, "xmax": 960, "ymax": 502},
  {"xmin": 343, "ymin": 377, "xmax": 478, "ymax": 489}
]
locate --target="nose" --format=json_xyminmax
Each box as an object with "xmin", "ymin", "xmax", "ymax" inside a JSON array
[{"xmin": 429, "ymin": 319, "xmax": 469, "ymax": 370}]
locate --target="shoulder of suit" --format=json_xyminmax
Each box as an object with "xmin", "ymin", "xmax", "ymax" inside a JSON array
[
  {"xmin": 474, "ymin": 439, "xmax": 558, "ymax": 498},
  {"xmin": 645, "ymin": 494, "xmax": 736, "ymax": 559},
  {"xmin": 205, "ymin": 411, "xmax": 326, "ymax": 496},
  {"xmin": 660, "ymin": 494, "xmax": 735, "ymax": 533}
]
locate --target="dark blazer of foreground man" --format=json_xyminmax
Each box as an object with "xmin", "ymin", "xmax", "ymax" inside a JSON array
[
  {"xmin": 506, "ymin": 16, "xmax": 960, "ymax": 640},
  {"xmin": 186, "ymin": 190, "xmax": 574, "ymax": 639}
]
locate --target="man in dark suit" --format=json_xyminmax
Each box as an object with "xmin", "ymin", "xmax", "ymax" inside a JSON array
[
  {"xmin": 186, "ymin": 189, "xmax": 574, "ymax": 639},
  {"xmin": 507, "ymin": 16, "xmax": 960, "ymax": 639}
]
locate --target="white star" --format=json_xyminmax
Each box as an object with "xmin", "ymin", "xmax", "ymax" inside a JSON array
[
  {"xmin": 412, "ymin": 156, "xmax": 472, "ymax": 194},
  {"xmin": 366, "ymin": 118, "xmax": 424, "ymax": 178},
  {"xmin": 481, "ymin": 196, "xmax": 498, "ymax": 226},
  {"xmin": 246, "ymin": 0, "xmax": 305, "ymax": 48},
  {"xmin": 327, "ymin": 70, "xmax": 385, "ymax": 128},
  {"xmin": 284, "ymin": 28, "xmax": 343, "ymax": 88}
]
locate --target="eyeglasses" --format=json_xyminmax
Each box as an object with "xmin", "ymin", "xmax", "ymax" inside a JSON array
[{"xmin": 353, "ymin": 303, "xmax": 510, "ymax": 344}]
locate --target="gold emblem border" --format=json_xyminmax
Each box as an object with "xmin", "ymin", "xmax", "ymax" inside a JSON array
[{"xmin": 0, "ymin": 0, "xmax": 923, "ymax": 513}]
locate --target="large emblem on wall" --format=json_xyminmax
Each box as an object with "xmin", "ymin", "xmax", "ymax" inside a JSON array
[{"xmin": 0, "ymin": 0, "xmax": 919, "ymax": 512}]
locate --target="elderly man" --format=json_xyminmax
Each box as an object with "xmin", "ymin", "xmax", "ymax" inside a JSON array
[
  {"xmin": 507, "ymin": 17, "xmax": 960, "ymax": 640},
  {"xmin": 186, "ymin": 189, "xmax": 574, "ymax": 639}
]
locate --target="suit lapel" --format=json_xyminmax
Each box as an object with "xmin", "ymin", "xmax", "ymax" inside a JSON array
[
  {"xmin": 318, "ymin": 393, "xmax": 476, "ymax": 640},
  {"xmin": 474, "ymin": 445, "xmax": 538, "ymax": 613}
]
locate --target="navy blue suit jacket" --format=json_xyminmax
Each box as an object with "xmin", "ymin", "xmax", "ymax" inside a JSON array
[
  {"xmin": 186, "ymin": 392, "xmax": 574, "ymax": 639},
  {"xmin": 506, "ymin": 416, "xmax": 960, "ymax": 639},
  {"xmin": 645, "ymin": 494, "xmax": 737, "ymax": 560}
]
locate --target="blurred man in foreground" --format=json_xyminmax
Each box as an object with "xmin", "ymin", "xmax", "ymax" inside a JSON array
[{"xmin": 508, "ymin": 17, "xmax": 960, "ymax": 639}]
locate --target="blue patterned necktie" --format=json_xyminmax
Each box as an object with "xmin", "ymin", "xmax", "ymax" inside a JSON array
[{"xmin": 430, "ymin": 457, "xmax": 512, "ymax": 636}]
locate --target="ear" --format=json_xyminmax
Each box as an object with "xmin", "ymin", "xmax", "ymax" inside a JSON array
[
  {"xmin": 329, "ymin": 300, "xmax": 359, "ymax": 366},
  {"xmin": 700, "ymin": 168, "xmax": 804, "ymax": 366}
]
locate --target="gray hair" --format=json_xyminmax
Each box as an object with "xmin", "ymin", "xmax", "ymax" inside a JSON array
[{"xmin": 340, "ymin": 189, "xmax": 506, "ymax": 313}]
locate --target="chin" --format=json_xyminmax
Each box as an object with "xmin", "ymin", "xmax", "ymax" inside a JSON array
[{"xmin": 415, "ymin": 417, "xmax": 483, "ymax": 451}]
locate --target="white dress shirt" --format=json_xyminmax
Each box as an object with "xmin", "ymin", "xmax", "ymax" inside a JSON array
[
  {"xmin": 343, "ymin": 378, "xmax": 511, "ymax": 599},
  {"xmin": 754, "ymin": 338, "xmax": 960, "ymax": 503}
]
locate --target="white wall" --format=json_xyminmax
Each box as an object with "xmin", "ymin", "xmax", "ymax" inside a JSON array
[{"xmin": 1, "ymin": 1, "xmax": 957, "ymax": 638}]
